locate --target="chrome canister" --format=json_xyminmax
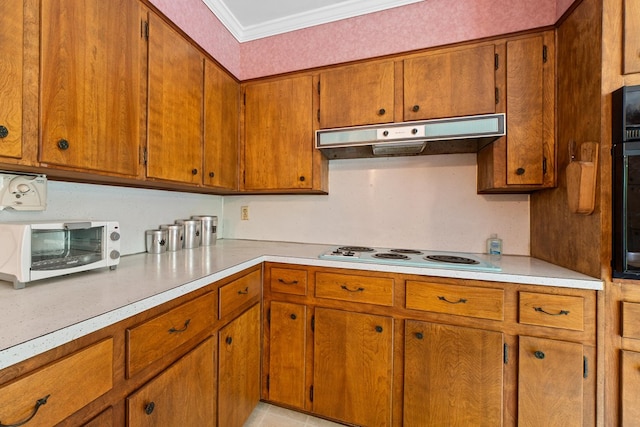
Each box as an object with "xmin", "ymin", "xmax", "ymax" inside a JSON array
[
  {"xmin": 176, "ymin": 219, "xmax": 201, "ymax": 248},
  {"xmin": 191, "ymin": 215, "xmax": 217, "ymax": 246},
  {"xmin": 160, "ymin": 224, "xmax": 183, "ymax": 251},
  {"xmin": 145, "ymin": 229, "xmax": 168, "ymax": 254}
]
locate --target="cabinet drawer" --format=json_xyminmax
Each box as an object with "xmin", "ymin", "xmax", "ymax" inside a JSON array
[
  {"xmin": 127, "ymin": 293, "xmax": 216, "ymax": 377},
  {"xmin": 622, "ymin": 302, "xmax": 640, "ymax": 339},
  {"xmin": 518, "ymin": 292, "xmax": 584, "ymax": 331},
  {"xmin": 270, "ymin": 267, "xmax": 308, "ymax": 295},
  {"xmin": 315, "ymin": 272, "xmax": 394, "ymax": 306},
  {"xmin": 219, "ymin": 269, "xmax": 261, "ymax": 318},
  {"xmin": 0, "ymin": 338, "xmax": 113, "ymax": 427},
  {"xmin": 406, "ymin": 281, "xmax": 504, "ymax": 320}
]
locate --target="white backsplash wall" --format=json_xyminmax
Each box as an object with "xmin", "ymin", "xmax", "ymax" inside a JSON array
[
  {"xmin": 223, "ymin": 154, "xmax": 530, "ymax": 255},
  {"xmin": 0, "ymin": 181, "xmax": 223, "ymax": 255}
]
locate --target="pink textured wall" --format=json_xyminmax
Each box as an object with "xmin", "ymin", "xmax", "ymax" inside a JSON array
[{"xmin": 149, "ymin": 0, "xmax": 572, "ymax": 80}]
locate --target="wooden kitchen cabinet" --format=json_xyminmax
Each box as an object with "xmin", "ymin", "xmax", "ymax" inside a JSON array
[
  {"xmin": 146, "ymin": 11, "xmax": 204, "ymax": 185},
  {"xmin": 218, "ymin": 303, "xmax": 261, "ymax": 427},
  {"xmin": 203, "ymin": 58, "xmax": 239, "ymax": 191},
  {"xmin": 621, "ymin": 350, "xmax": 640, "ymax": 426},
  {"xmin": 477, "ymin": 32, "xmax": 556, "ymax": 192},
  {"xmin": 318, "ymin": 60, "xmax": 395, "ymax": 128},
  {"xmin": 404, "ymin": 320, "xmax": 504, "ymax": 426},
  {"xmin": 313, "ymin": 307, "xmax": 393, "ymax": 426},
  {"xmin": 242, "ymin": 75, "xmax": 327, "ymax": 193},
  {"xmin": 624, "ymin": 0, "xmax": 640, "ymax": 74},
  {"xmin": 40, "ymin": 0, "xmax": 144, "ymax": 176},
  {"xmin": 403, "ymin": 44, "xmax": 497, "ymax": 121},
  {"xmin": 127, "ymin": 337, "xmax": 216, "ymax": 427}
]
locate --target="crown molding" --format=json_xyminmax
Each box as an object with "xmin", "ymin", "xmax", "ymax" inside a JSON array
[{"xmin": 201, "ymin": 0, "xmax": 422, "ymax": 42}]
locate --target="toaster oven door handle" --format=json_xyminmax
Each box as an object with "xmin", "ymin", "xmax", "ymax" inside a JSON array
[{"xmin": 64, "ymin": 222, "xmax": 92, "ymax": 230}]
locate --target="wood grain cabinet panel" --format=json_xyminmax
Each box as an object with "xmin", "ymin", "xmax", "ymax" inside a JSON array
[
  {"xmin": 267, "ymin": 301, "xmax": 307, "ymax": 409},
  {"xmin": 404, "ymin": 320, "xmax": 504, "ymax": 426},
  {"xmin": 406, "ymin": 280, "xmax": 504, "ymax": 320},
  {"xmin": 403, "ymin": 44, "xmax": 496, "ymax": 120},
  {"xmin": 312, "ymin": 308, "xmax": 393, "ymax": 426},
  {"xmin": 218, "ymin": 304, "xmax": 261, "ymax": 427},
  {"xmin": 127, "ymin": 337, "xmax": 215, "ymax": 427},
  {"xmin": 518, "ymin": 336, "xmax": 584, "ymax": 427},
  {"xmin": 203, "ymin": 58, "xmax": 239, "ymax": 190},
  {"xmin": 270, "ymin": 266, "xmax": 308, "ymax": 295},
  {"xmin": 126, "ymin": 292, "xmax": 216, "ymax": 377},
  {"xmin": 519, "ymin": 292, "xmax": 584, "ymax": 331},
  {"xmin": 147, "ymin": 11, "xmax": 203, "ymax": 184},
  {"xmin": 219, "ymin": 268, "xmax": 261, "ymax": 319},
  {"xmin": 624, "ymin": 0, "xmax": 640, "ymax": 74},
  {"xmin": 319, "ymin": 61, "xmax": 395, "ymax": 128},
  {"xmin": 315, "ymin": 271, "xmax": 394, "ymax": 306},
  {"xmin": 0, "ymin": 0, "xmax": 24, "ymax": 160},
  {"xmin": 622, "ymin": 301, "xmax": 640, "ymax": 339},
  {"xmin": 0, "ymin": 338, "xmax": 113, "ymax": 427},
  {"xmin": 621, "ymin": 350, "xmax": 640, "ymax": 426},
  {"xmin": 40, "ymin": 0, "xmax": 144, "ymax": 176}
]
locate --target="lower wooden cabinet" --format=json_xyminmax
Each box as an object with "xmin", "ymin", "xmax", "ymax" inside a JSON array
[
  {"xmin": 127, "ymin": 337, "xmax": 216, "ymax": 427},
  {"xmin": 218, "ymin": 303, "xmax": 261, "ymax": 427},
  {"xmin": 312, "ymin": 308, "xmax": 393, "ymax": 426},
  {"xmin": 621, "ymin": 350, "xmax": 640, "ymax": 426},
  {"xmin": 404, "ymin": 320, "xmax": 504, "ymax": 426}
]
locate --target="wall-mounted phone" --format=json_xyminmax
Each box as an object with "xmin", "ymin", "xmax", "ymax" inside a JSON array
[{"xmin": 0, "ymin": 172, "xmax": 47, "ymax": 211}]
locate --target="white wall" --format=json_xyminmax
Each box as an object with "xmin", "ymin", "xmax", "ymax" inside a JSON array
[
  {"xmin": 0, "ymin": 181, "xmax": 223, "ymax": 255},
  {"xmin": 223, "ymin": 154, "xmax": 530, "ymax": 255}
]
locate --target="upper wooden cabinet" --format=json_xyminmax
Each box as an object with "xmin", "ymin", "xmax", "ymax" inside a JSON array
[
  {"xmin": 477, "ymin": 32, "xmax": 556, "ymax": 192},
  {"xmin": 242, "ymin": 75, "xmax": 327, "ymax": 193},
  {"xmin": 403, "ymin": 44, "xmax": 496, "ymax": 121},
  {"xmin": 40, "ymin": 0, "xmax": 144, "ymax": 176},
  {"xmin": 146, "ymin": 11, "xmax": 204, "ymax": 185},
  {"xmin": 318, "ymin": 61, "xmax": 395, "ymax": 128},
  {"xmin": 203, "ymin": 59, "xmax": 239, "ymax": 191},
  {"xmin": 0, "ymin": 0, "xmax": 24, "ymax": 161},
  {"xmin": 624, "ymin": 0, "xmax": 640, "ymax": 74}
]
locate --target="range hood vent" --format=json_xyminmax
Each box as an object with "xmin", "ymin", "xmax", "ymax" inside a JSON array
[{"xmin": 315, "ymin": 113, "xmax": 505, "ymax": 159}]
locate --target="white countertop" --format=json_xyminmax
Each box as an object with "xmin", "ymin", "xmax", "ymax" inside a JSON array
[{"xmin": 0, "ymin": 239, "xmax": 602, "ymax": 370}]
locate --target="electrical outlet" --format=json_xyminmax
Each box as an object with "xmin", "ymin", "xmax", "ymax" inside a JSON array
[{"xmin": 241, "ymin": 206, "xmax": 249, "ymax": 220}]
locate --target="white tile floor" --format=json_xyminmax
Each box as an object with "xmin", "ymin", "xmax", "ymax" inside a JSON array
[{"xmin": 243, "ymin": 402, "xmax": 347, "ymax": 427}]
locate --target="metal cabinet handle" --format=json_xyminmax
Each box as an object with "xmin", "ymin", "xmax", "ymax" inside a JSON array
[
  {"xmin": 209, "ymin": 172, "xmax": 215, "ymax": 178},
  {"xmin": 437, "ymin": 296, "xmax": 467, "ymax": 304},
  {"xmin": 168, "ymin": 319, "xmax": 190, "ymax": 333},
  {"xmin": 534, "ymin": 307, "xmax": 569, "ymax": 316},
  {"xmin": 57, "ymin": 139, "xmax": 69, "ymax": 150},
  {"xmin": 0, "ymin": 395, "xmax": 50, "ymax": 427},
  {"xmin": 0, "ymin": 125, "xmax": 8, "ymax": 139},
  {"xmin": 516, "ymin": 167, "xmax": 525, "ymax": 175},
  {"xmin": 414, "ymin": 332, "xmax": 424, "ymax": 339},
  {"xmin": 341, "ymin": 285, "xmax": 364, "ymax": 292},
  {"xmin": 191, "ymin": 168, "xmax": 198, "ymax": 175},
  {"xmin": 412, "ymin": 105, "xmax": 420, "ymax": 112},
  {"xmin": 378, "ymin": 108, "xmax": 386, "ymax": 115},
  {"xmin": 144, "ymin": 402, "xmax": 155, "ymax": 415},
  {"xmin": 375, "ymin": 325, "xmax": 383, "ymax": 333},
  {"xmin": 534, "ymin": 351, "xmax": 545, "ymax": 360},
  {"xmin": 278, "ymin": 278, "xmax": 299, "ymax": 285},
  {"xmin": 290, "ymin": 314, "xmax": 297, "ymax": 320},
  {"xmin": 225, "ymin": 336, "xmax": 233, "ymax": 345},
  {"xmin": 238, "ymin": 287, "xmax": 249, "ymax": 295}
]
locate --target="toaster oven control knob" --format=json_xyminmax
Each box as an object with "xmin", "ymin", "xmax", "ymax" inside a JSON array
[
  {"xmin": 110, "ymin": 250, "xmax": 120, "ymax": 260},
  {"xmin": 110, "ymin": 231, "xmax": 120, "ymax": 241}
]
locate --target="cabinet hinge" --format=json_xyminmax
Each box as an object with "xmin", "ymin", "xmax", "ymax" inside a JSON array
[
  {"xmin": 317, "ymin": 81, "xmax": 321, "ymax": 94},
  {"xmin": 542, "ymin": 45, "xmax": 548, "ymax": 63},
  {"xmin": 266, "ymin": 374, "xmax": 270, "ymax": 391},
  {"xmin": 243, "ymin": 92, "xmax": 246, "ymax": 106},
  {"xmin": 583, "ymin": 356, "xmax": 588, "ymax": 379},
  {"xmin": 311, "ymin": 315, "xmax": 315, "ymax": 332},
  {"xmin": 142, "ymin": 147, "xmax": 148, "ymax": 165},
  {"xmin": 495, "ymin": 87, "xmax": 500, "ymax": 105},
  {"xmin": 267, "ymin": 308, "xmax": 271, "ymax": 325},
  {"xmin": 543, "ymin": 157, "xmax": 547, "ymax": 175},
  {"xmin": 494, "ymin": 53, "xmax": 499, "ymax": 70},
  {"xmin": 503, "ymin": 343, "xmax": 508, "ymax": 364},
  {"xmin": 309, "ymin": 385, "xmax": 314, "ymax": 402},
  {"xmin": 141, "ymin": 20, "xmax": 149, "ymax": 40},
  {"xmin": 317, "ymin": 109, "xmax": 320, "ymax": 123}
]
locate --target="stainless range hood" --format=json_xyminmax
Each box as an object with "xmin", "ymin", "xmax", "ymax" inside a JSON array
[{"xmin": 315, "ymin": 113, "xmax": 505, "ymax": 159}]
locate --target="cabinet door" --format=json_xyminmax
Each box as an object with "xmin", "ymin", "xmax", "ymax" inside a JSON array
[
  {"xmin": 40, "ymin": 0, "xmax": 144, "ymax": 176},
  {"xmin": 624, "ymin": 0, "xmax": 640, "ymax": 74},
  {"xmin": 243, "ymin": 76, "xmax": 314, "ymax": 191},
  {"xmin": 267, "ymin": 301, "xmax": 307, "ymax": 410},
  {"xmin": 404, "ymin": 44, "xmax": 496, "ymax": 121},
  {"xmin": 518, "ymin": 336, "xmax": 584, "ymax": 426},
  {"xmin": 218, "ymin": 304, "xmax": 261, "ymax": 427},
  {"xmin": 203, "ymin": 59, "xmax": 239, "ymax": 190},
  {"xmin": 621, "ymin": 350, "xmax": 640, "ymax": 426},
  {"xmin": 147, "ymin": 12, "xmax": 203, "ymax": 184},
  {"xmin": 0, "ymin": 0, "xmax": 23, "ymax": 159},
  {"xmin": 404, "ymin": 320, "xmax": 504, "ymax": 426},
  {"xmin": 127, "ymin": 337, "xmax": 215, "ymax": 427},
  {"xmin": 319, "ymin": 61, "xmax": 395, "ymax": 128},
  {"xmin": 313, "ymin": 307, "xmax": 393, "ymax": 426}
]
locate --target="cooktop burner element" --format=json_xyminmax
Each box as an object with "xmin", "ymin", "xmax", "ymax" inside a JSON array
[
  {"xmin": 319, "ymin": 246, "xmax": 500, "ymax": 272},
  {"xmin": 424, "ymin": 255, "xmax": 479, "ymax": 265}
]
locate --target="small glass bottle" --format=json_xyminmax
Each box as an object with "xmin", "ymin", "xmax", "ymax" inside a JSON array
[{"xmin": 486, "ymin": 234, "xmax": 502, "ymax": 259}]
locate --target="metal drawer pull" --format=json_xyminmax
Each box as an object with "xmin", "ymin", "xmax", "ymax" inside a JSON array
[
  {"xmin": 144, "ymin": 402, "xmax": 155, "ymax": 415},
  {"xmin": 238, "ymin": 287, "xmax": 249, "ymax": 295},
  {"xmin": 277, "ymin": 278, "xmax": 299, "ymax": 285},
  {"xmin": 437, "ymin": 296, "xmax": 467, "ymax": 304},
  {"xmin": 0, "ymin": 394, "xmax": 50, "ymax": 427},
  {"xmin": 534, "ymin": 307, "xmax": 569, "ymax": 316},
  {"xmin": 414, "ymin": 332, "xmax": 424, "ymax": 340},
  {"xmin": 534, "ymin": 351, "xmax": 545, "ymax": 359},
  {"xmin": 168, "ymin": 319, "xmax": 191, "ymax": 333},
  {"xmin": 341, "ymin": 285, "xmax": 365, "ymax": 292}
]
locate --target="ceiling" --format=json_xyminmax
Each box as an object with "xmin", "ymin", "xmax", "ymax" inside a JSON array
[{"xmin": 201, "ymin": 0, "xmax": 422, "ymax": 42}]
